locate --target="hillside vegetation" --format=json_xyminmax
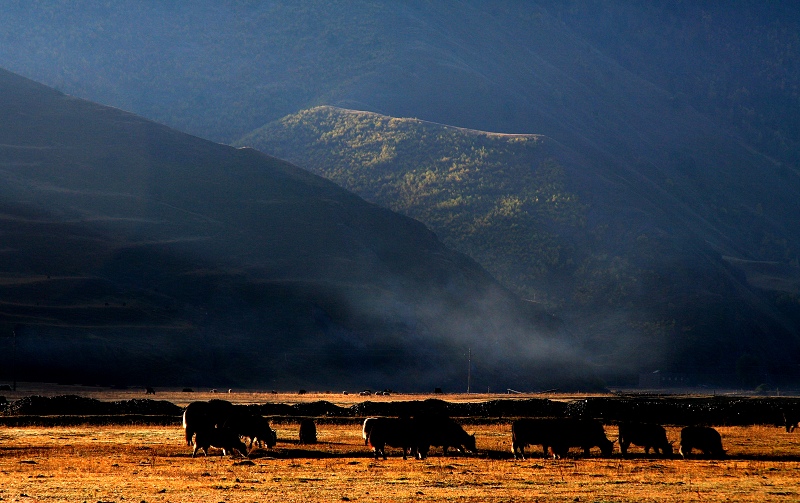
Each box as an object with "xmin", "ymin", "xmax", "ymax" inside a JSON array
[
  {"xmin": 240, "ymin": 106, "xmax": 800, "ymax": 386},
  {"xmin": 239, "ymin": 107, "xmax": 587, "ymax": 301}
]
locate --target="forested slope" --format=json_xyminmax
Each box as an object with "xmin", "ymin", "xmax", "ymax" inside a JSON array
[{"xmin": 240, "ymin": 106, "xmax": 800, "ymax": 387}]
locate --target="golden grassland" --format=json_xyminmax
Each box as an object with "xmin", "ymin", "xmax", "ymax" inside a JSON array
[{"xmin": 2, "ymin": 421, "xmax": 800, "ymax": 502}]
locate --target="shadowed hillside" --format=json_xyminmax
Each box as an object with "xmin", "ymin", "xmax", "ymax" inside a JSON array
[
  {"xmin": 0, "ymin": 69, "xmax": 569, "ymax": 391},
  {"xmin": 238, "ymin": 106, "xmax": 800, "ymax": 386}
]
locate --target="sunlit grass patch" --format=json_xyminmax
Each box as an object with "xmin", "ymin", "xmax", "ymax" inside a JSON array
[{"xmin": 1, "ymin": 424, "xmax": 800, "ymax": 502}]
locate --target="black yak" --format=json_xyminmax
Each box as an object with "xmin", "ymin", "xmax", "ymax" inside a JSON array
[
  {"xmin": 182, "ymin": 399, "xmax": 236, "ymax": 446},
  {"xmin": 679, "ymin": 426, "xmax": 725, "ymax": 459},
  {"xmin": 512, "ymin": 418, "xmax": 613, "ymax": 459},
  {"xmin": 367, "ymin": 417, "xmax": 415, "ymax": 460},
  {"xmin": 192, "ymin": 426, "xmax": 248, "ymax": 458},
  {"xmin": 414, "ymin": 415, "xmax": 476, "ymax": 459},
  {"xmin": 618, "ymin": 422, "xmax": 673, "ymax": 457},
  {"xmin": 183, "ymin": 399, "xmax": 276, "ymax": 450}
]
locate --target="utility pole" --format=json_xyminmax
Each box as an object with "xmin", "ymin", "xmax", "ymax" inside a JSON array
[
  {"xmin": 467, "ymin": 347, "xmax": 471, "ymax": 394},
  {"xmin": 12, "ymin": 325, "xmax": 18, "ymax": 391}
]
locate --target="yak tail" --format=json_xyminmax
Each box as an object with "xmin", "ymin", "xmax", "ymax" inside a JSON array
[{"xmin": 182, "ymin": 410, "xmax": 193, "ymax": 446}]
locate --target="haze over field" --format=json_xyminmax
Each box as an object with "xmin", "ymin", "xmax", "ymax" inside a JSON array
[{"xmin": 0, "ymin": 1, "xmax": 799, "ymax": 388}]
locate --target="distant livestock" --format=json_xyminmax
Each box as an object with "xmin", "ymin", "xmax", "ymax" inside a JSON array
[
  {"xmin": 299, "ymin": 418, "xmax": 318, "ymax": 444},
  {"xmin": 512, "ymin": 418, "xmax": 614, "ymax": 459},
  {"xmin": 367, "ymin": 417, "xmax": 415, "ymax": 460},
  {"xmin": 145, "ymin": 387, "xmax": 156, "ymax": 395},
  {"xmin": 192, "ymin": 426, "xmax": 248, "ymax": 458},
  {"xmin": 618, "ymin": 422, "xmax": 673, "ymax": 457},
  {"xmin": 414, "ymin": 415, "xmax": 476, "ymax": 459},
  {"xmin": 679, "ymin": 426, "xmax": 725, "ymax": 459}
]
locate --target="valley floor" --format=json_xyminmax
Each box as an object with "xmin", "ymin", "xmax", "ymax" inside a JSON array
[{"xmin": 1, "ymin": 423, "xmax": 799, "ymax": 502}]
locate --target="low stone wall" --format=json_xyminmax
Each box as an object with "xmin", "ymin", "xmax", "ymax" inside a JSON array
[{"xmin": 1, "ymin": 394, "xmax": 798, "ymax": 426}]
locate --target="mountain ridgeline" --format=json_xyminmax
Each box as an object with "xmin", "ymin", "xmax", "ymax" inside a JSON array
[
  {"xmin": 1, "ymin": 1, "xmax": 797, "ymax": 167},
  {"xmin": 238, "ymin": 107, "xmax": 587, "ymax": 301},
  {"xmin": 0, "ymin": 69, "xmax": 567, "ymax": 391}
]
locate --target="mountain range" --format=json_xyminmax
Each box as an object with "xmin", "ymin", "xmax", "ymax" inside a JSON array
[
  {"xmin": 0, "ymin": 68, "xmax": 570, "ymax": 391},
  {"xmin": 1, "ymin": 1, "xmax": 799, "ymax": 387}
]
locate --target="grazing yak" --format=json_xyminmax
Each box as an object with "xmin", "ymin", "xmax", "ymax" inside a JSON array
[
  {"xmin": 618, "ymin": 422, "xmax": 673, "ymax": 457},
  {"xmin": 512, "ymin": 418, "xmax": 561, "ymax": 459},
  {"xmin": 783, "ymin": 409, "xmax": 800, "ymax": 433},
  {"xmin": 679, "ymin": 426, "xmax": 725, "ymax": 459},
  {"xmin": 366, "ymin": 417, "xmax": 416, "ymax": 460},
  {"xmin": 414, "ymin": 415, "xmax": 476, "ymax": 459},
  {"xmin": 192, "ymin": 426, "xmax": 249, "ymax": 458},
  {"xmin": 182, "ymin": 399, "xmax": 276, "ymax": 451},
  {"xmin": 183, "ymin": 399, "xmax": 236, "ymax": 446},
  {"xmin": 548, "ymin": 419, "xmax": 615, "ymax": 459},
  {"xmin": 225, "ymin": 412, "xmax": 277, "ymax": 449},
  {"xmin": 512, "ymin": 418, "xmax": 614, "ymax": 459}
]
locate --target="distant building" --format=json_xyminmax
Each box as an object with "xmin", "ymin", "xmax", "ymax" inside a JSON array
[{"xmin": 639, "ymin": 370, "xmax": 692, "ymax": 388}]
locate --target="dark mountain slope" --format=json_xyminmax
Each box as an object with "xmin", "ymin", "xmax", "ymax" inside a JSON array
[
  {"xmin": 541, "ymin": 0, "xmax": 800, "ymax": 169},
  {"xmin": 239, "ymin": 106, "xmax": 800, "ymax": 386},
  {"xmin": 2, "ymin": 2, "xmax": 799, "ymax": 385},
  {"xmin": 0, "ymin": 69, "xmax": 563, "ymax": 390}
]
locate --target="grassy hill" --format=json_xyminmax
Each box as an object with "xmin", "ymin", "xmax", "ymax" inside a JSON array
[
  {"xmin": 238, "ymin": 106, "xmax": 587, "ymax": 302},
  {"xmin": 0, "ymin": 68, "xmax": 569, "ymax": 391},
  {"xmin": 238, "ymin": 106, "xmax": 800, "ymax": 387}
]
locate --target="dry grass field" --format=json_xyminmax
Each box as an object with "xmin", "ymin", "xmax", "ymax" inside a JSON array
[{"xmin": 2, "ymin": 419, "xmax": 800, "ymax": 502}]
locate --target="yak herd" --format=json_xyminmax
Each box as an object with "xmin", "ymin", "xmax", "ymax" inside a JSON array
[{"xmin": 183, "ymin": 399, "xmax": 742, "ymax": 461}]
